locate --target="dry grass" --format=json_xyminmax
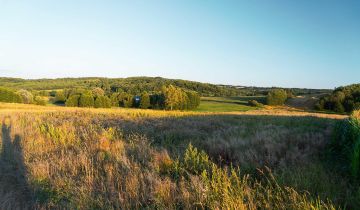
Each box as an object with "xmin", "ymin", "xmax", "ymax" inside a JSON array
[
  {"xmin": 0, "ymin": 102, "xmax": 349, "ymax": 209},
  {"xmin": 0, "ymin": 102, "xmax": 347, "ymax": 119}
]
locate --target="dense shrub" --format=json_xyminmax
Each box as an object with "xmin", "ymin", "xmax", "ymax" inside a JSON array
[
  {"xmin": 185, "ymin": 90, "xmax": 201, "ymax": 109},
  {"xmin": 248, "ymin": 100, "xmax": 264, "ymax": 107},
  {"xmin": 109, "ymin": 92, "xmax": 134, "ymax": 108},
  {"xmin": 65, "ymin": 94, "xmax": 80, "ymax": 107},
  {"xmin": 0, "ymin": 76, "xmax": 331, "ymax": 97},
  {"xmin": 34, "ymin": 96, "xmax": 47, "ymax": 106},
  {"xmin": 30, "ymin": 84, "xmax": 200, "ymax": 110},
  {"xmin": 122, "ymin": 93, "xmax": 134, "ymax": 108},
  {"xmin": 54, "ymin": 91, "xmax": 66, "ymax": 103},
  {"xmin": 0, "ymin": 87, "xmax": 22, "ymax": 103},
  {"xmin": 267, "ymin": 89, "xmax": 288, "ymax": 105},
  {"xmin": 150, "ymin": 93, "xmax": 166, "ymax": 109},
  {"xmin": 79, "ymin": 94, "xmax": 95, "ymax": 107},
  {"xmin": 162, "ymin": 85, "xmax": 200, "ymax": 110},
  {"xmin": 16, "ymin": 89, "xmax": 34, "ymax": 104},
  {"xmin": 139, "ymin": 92, "xmax": 150, "ymax": 109},
  {"xmin": 329, "ymin": 112, "xmax": 360, "ymax": 179},
  {"xmin": 110, "ymin": 92, "xmax": 121, "ymax": 107},
  {"xmin": 94, "ymin": 96, "xmax": 111, "ymax": 108},
  {"xmin": 92, "ymin": 87, "xmax": 105, "ymax": 97},
  {"xmin": 316, "ymin": 84, "xmax": 360, "ymax": 113}
]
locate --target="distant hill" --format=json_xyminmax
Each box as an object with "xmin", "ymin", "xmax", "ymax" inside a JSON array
[{"xmin": 0, "ymin": 76, "xmax": 331, "ymax": 96}]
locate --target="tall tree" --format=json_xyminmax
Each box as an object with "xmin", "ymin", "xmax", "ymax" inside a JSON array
[
  {"xmin": 79, "ymin": 94, "xmax": 95, "ymax": 107},
  {"xmin": 94, "ymin": 95, "xmax": 111, "ymax": 108},
  {"xmin": 55, "ymin": 91, "xmax": 66, "ymax": 103},
  {"xmin": 65, "ymin": 95, "xmax": 80, "ymax": 107},
  {"xmin": 139, "ymin": 92, "xmax": 151, "ymax": 109},
  {"xmin": 16, "ymin": 89, "xmax": 34, "ymax": 104}
]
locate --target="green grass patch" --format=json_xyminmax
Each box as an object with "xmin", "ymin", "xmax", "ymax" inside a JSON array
[{"xmin": 195, "ymin": 96, "xmax": 265, "ymax": 112}]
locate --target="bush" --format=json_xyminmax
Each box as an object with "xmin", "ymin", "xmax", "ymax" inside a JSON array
[
  {"xmin": 65, "ymin": 95, "xmax": 80, "ymax": 107},
  {"xmin": 79, "ymin": 94, "xmax": 94, "ymax": 107},
  {"xmin": 185, "ymin": 90, "xmax": 201, "ymax": 110},
  {"xmin": 34, "ymin": 96, "xmax": 47, "ymax": 106},
  {"xmin": 333, "ymin": 101, "xmax": 345, "ymax": 113},
  {"xmin": 55, "ymin": 91, "xmax": 66, "ymax": 103},
  {"xmin": 150, "ymin": 93, "xmax": 165, "ymax": 109},
  {"xmin": 92, "ymin": 87, "xmax": 105, "ymax": 97},
  {"xmin": 94, "ymin": 96, "xmax": 111, "ymax": 108},
  {"xmin": 248, "ymin": 100, "xmax": 263, "ymax": 107},
  {"xmin": 162, "ymin": 85, "xmax": 200, "ymax": 110},
  {"xmin": 16, "ymin": 89, "xmax": 34, "ymax": 104},
  {"xmin": 0, "ymin": 87, "xmax": 22, "ymax": 103},
  {"xmin": 183, "ymin": 144, "xmax": 211, "ymax": 175},
  {"xmin": 317, "ymin": 84, "xmax": 360, "ymax": 113},
  {"xmin": 140, "ymin": 92, "xmax": 151, "ymax": 109},
  {"xmin": 315, "ymin": 100, "xmax": 325, "ymax": 110},
  {"xmin": 267, "ymin": 89, "xmax": 288, "ymax": 105},
  {"xmin": 123, "ymin": 94, "xmax": 134, "ymax": 108},
  {"xmin": 110, "ymin": 92, "xmax": 121, "ymax": 107},
  {"xmin": 329, "ymin": 114, "xmax": 360, "ymax": 179}
]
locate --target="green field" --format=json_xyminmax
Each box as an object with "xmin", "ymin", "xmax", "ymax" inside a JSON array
[{"xmin": 195, "ymin": 96, "xmax": 266, "ymax": 112}]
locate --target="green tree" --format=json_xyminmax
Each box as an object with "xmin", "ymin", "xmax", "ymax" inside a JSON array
[
  {"xmin": 94, "ymin": 95, "xmax": 111, "ymax": 108},
  {"xmin": 150, "ymin": 93, "xmax": 165, "ymax": 109},
  {"xmin": 16, "ymin": 89, "xmax": 34, "ymax": 104},
  {"xmin": 92, "ymin": 87, "xmax": 105, "ymax": 98},
  {"xmin": 267, "ymin": 89, "xmax": 288, "ymax": 105},
  {"xmin": 79, "ymin": 94, "xmax": 94, "ymax": 107},
  {"xmin": 163, "ymin": 85, "xmax": 181, "ymax": 110},
  {"xmin": 110, "ymin": 92, "xmax": 121, "ymax": 107},
  {"xmin": 34, "ymin": 96, "xmax": 47, "ymax": 106},
  {"xmin": 185, "ymin": 90, "xmax": 200, "ymax": 110},
  {"xmin": 162, "ymin": 85, "xmax": 201, "ymax": 110},
  {"xmin": 120, "ymin": 93, "xmax": 134, "ymax": 108},
  {"xmin": 99, "ymin": 79, "xmax": 111, "ymax": 94},
  {"xmin": 55, "ymin": 91, "xmax": 66, "ymax": 103},
  {"xmin": 0, "ymin": 87, "xmax": 22, "ymax": 103},
  {"xmin": 139, "ymin": 92, "xmax": 151, "ymax": 109},
  {"xmin": 65, "ymin": 95, "xmax": 80, "ymax": 107},
  {"xmin": 334, "ymin": 101, "xmax": 345, "ymax": 113}
]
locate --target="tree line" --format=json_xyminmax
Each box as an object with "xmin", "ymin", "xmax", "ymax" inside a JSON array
[
  {"xmin": 0, "ymin": 87, "xmax": 47, "ymax": 105},
  {"xmin": 1, "ymin": 76, "xmax": 329, "ymax": 97},
  {"xmin": 315, "ymin": 84, "xmax": 360, "ymax": 113},
  {"xmin": 55, "ymin": 85, "xmax": 200, "ymax": 110}
]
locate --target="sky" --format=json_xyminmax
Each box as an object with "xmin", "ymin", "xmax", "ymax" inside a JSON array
[{"xmin": 0, "ymin": 0, "xmax": 359, "ymax": 89}]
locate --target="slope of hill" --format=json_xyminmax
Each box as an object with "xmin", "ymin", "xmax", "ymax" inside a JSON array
[{"xmin": 0, "ymin": 77, "xmax": 331, "ymax": 97}]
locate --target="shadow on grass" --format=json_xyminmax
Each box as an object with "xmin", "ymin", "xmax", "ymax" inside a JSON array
[{"xmin": 0, "ymin": 117, "xmax": 33, "ymax": 209}]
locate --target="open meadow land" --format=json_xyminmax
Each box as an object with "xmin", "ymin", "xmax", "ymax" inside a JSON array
[
  {"xmin": 1, "ymin": 101, "xmax": 358, "ymax": 209},
  {"xmin": 1, "ymin": 0, "xmax": 359, "ymax": 209}
]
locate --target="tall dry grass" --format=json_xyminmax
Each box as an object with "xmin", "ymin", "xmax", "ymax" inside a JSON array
[{"xmin": 0, "ymin": 103, "xmax": 347, "ymax": 209}]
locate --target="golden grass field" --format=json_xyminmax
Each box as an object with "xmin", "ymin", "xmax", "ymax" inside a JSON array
[{"xmin": 0, "ymin": 102, "xmax": 353, "ymax": 209}]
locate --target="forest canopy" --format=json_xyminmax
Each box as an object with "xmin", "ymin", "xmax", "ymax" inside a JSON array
[
  {"xmin": 315, "ymin": 84, "xmax": 360, "ymax": 113},
  {"xmin": 0, "ymin": 77, "xmax": 330, "ymax": 97}
]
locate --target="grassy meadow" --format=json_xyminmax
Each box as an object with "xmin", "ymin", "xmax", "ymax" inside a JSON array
[
  {"xmin": 0, "ymin": 102, "xmax": 356, "ymax": 209},
  {"xmin": 195, "ymin": 96, "xmax": 265, "ymax": 112}
]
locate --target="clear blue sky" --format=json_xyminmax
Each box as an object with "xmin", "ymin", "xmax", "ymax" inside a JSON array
[{"xmin": 0, "ymin": 0, "xmax": 359, "ymax": 88}]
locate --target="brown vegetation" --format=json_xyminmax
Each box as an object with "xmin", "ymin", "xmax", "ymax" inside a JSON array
[{"xmin": 0, "ymin": 102, "xmax": 351, "ymax": 209}]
